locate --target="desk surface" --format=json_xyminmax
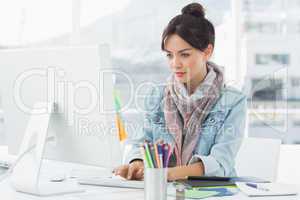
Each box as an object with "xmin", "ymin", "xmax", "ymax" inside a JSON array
[
  {"xmin": 1, "ymin": 178, "xmax": 299, "ymax": 200},
  {"xmin": 0, "ymin": 160, "xmax": 299, "ymax": 200}
]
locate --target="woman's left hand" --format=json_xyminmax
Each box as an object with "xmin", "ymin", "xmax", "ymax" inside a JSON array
[
  {"xmin": 167, "ymin": 162, "xmax": 204, "ymax": 181},
  {"xmin": 167, "ymin": 167, "xmax": 183, "ymax": 181}
]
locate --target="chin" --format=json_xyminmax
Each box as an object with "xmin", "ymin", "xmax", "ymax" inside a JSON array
[{"xmin": 175, "ymin": 76, "xmax": 188, "ymax": 84}]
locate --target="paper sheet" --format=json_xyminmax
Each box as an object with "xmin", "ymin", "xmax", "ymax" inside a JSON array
[{"xmin": 237, "ymin": 182, "xmax": 298, "ymax": 197}]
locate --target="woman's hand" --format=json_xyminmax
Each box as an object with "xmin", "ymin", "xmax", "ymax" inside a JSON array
[
  {"xmin": 167, "ymin": 162, "xmax": 204, "ymax": 181},
  {"xmin": 113, "ymin": 160, "xmax": 144, "ymax": 180}
]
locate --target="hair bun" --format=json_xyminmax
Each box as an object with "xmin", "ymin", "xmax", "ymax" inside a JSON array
[{"xmin": 181, "ymin": 3, "xmax": 205, "ymax": 18}]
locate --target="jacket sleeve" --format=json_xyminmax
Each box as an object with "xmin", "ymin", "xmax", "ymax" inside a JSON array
[{"xmin": 189, "ymin": 95, "xmax": 247, "ymax": 176}]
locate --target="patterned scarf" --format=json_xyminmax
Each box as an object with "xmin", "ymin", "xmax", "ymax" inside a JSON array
[{"xmin": 164, "ymin": 61, "xmax": 224, "ymax": 166}]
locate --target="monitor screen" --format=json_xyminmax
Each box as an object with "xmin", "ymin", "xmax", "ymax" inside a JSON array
[{"xmin": 0, "ymin": 45, "xmax": 122, "ymax": 168}]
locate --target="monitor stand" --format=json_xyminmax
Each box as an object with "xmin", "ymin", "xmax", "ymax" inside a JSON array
[{"xmin": 10, "ymin": 102, "xmax": 84, "ymax": 196}]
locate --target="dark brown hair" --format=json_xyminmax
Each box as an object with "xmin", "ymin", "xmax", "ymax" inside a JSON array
[{"xmin": 161, "ymin": 3, "xmax": 215, "ymax": 52}]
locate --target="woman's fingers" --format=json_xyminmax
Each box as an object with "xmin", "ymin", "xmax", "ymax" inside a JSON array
[
  {"xmin": 127, "ymin": 165, "xmax": 137, "ymax": 180},
  {"xmin": 127, "ymin": 164, "xmax": 144, "ymax": 180},
  {"xmin": 114, "ymin": 165, "xmax": 129, "ymax": 178},
  {"xmin": 114, "ymin": 161, "xmax": 144, "ymax": 180},
  {"xmin": 135, "ymin": 168, "xmax": 144, "ymax": 180}
]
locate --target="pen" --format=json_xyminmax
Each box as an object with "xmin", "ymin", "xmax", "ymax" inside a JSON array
[
  {"xmin": 140, "ymin": 145, "xmax": 150, "ymax": 168},
  {"xmin": 153, "ymin": 143, "xmax": 160, "ymax": 168},
  {"xmin": 165, "ymin": 144, "xmax": 172, "ymax": 168},
  {"xmin": 144, "ymin": 142, "xmax": 154, "ymax": 168},
  {"xmin": 157, "ymin": 144, "xmax": 164, "ymax": 168},
  {"xmin": 163, "ymin": 144, "xmax": 169, "ymax": 168},
  {"xmin": 149, "ymin": 144, "xmax": 157, "ymax": 168},
  {"xmin": 246, "ymin": 183, "xmax": 269, "ymax": 191}
]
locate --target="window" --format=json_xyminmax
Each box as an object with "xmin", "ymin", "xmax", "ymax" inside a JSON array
[
  {"xmin": 2, "ymin": 0, "xmax": 300, "ymax": 145},
  {"xmin": 291, "ymin": 78, "xmax": 300, "ymax": 87},
  {"xmin": 293, "ymin": 120, "xmax": 300, "ymax": 126},
  {"xmin": 287, "ymin": 0, "xmax": 300, "ymax": 9},
  {"xmin": 289, "ymin": 78, "xmax": 300, "ymax": 100},
  {"xmin": 242, "ymin": 0, "xmax": 276, "ymax": 12},
  {"xmin": 251, "ymin": 78, "xmax": 284, "ymax": 101},
  {"xmin": 0, "ymin": 0, "xmax": 130, "ymax": 46},
  {"xmin": 250, "ymin": 113, "xmax": 285, "ymax": 127},
  {"xmin": 245, "ymin": 22, "xmax": 279, "ymax": 34},
  {"xmin": 255, "ymin": 54, "xmax": 290, "ymax": 66},
  {"xmin": 0, "ymin": 0, "xmax": 73, "ymax": 46}
]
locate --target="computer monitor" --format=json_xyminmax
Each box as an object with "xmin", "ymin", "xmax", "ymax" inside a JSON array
[{"xmin": 0, "ymin": 45, "xmax": 122, "ymax": 168}]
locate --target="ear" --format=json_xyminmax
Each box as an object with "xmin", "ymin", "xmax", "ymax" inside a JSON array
[{"xmin": 203, "ymin": 44, "xmax": 214, "ymax": 60}]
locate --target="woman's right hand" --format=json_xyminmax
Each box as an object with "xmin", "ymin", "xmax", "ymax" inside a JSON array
[{"xmin": 113, "ymin": 160, "xmax": 144, "ymax": 180}]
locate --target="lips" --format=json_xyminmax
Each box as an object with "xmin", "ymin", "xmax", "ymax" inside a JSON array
[{"xmin": 175, "ymin": 72, "xmax": 186, "ymax": 77}]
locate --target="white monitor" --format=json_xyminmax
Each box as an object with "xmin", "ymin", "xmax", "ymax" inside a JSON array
[{"xmin": 0, "ymin": 45, "xmax": 122, "ymax": 168}]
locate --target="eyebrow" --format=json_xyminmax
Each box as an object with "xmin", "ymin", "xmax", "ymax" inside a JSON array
[{"xmin": 164, "ymin": 48, "xmax": 193, "ymax": 53}]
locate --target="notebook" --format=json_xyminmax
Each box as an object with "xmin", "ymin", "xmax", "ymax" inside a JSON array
[
  {"xmin": 237, "ymin": 182, "xmax": 298, "ymax": 197},
  {"xmin": 177, "ymin": 179, "xmax": 236, "ymax": 187},
  {"xmin": 186, "ymin": 176, "xmax": 268, "ymax": 183}
]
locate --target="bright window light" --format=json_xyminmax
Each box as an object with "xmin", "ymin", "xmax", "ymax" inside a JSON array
[
  {"xmin": 80, "ymin": 0, "xmax": 130, "ymax": 26},
  {"xmin": 0, "ymin": 0, "xmax": 131, "ymax": 46}
]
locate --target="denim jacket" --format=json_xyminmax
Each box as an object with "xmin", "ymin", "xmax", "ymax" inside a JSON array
[{"xmin": 124, "ymin": 85, "xmax": 247, "ymax": 177}]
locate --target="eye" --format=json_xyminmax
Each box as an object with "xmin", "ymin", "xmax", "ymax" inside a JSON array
[
  {"xmin": 166, "ymin": 53, "xmax": 173, "ymax": 59},
  {"xmin": 181, "ymin": 53, "xmax": 190, "ymax": 58}
]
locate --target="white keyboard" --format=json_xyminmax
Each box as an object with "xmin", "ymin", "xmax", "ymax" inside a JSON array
[{"xmin": 78, "ymin": 176, "xmax": 144, "ymax": 189}]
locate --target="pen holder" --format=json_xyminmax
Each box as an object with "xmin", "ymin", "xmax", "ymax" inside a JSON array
[{"xmin": 144, "ymin": 168, "xmax": 168, "ymax": 200}]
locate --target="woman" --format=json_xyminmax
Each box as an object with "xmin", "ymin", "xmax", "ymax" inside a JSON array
[{"xmin": 114, "ymin": 2, "xmax": 246, "ymax": 181}]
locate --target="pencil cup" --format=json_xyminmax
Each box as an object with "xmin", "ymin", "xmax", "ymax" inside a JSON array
[{"xmin": 144, "ymin": 168, "xmax": 168, "ymax": 200}]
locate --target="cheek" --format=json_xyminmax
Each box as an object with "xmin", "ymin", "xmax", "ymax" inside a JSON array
[
  {"xmin": 168, "ymin": 60, "xmax": 174, "ymax": 69},
  {"xmin": 186, "ymin": 58, "xmax": 202, "ymax": 74}
]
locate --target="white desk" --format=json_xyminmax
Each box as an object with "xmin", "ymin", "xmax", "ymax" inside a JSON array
[
  {"xmin": 0, "ymin": 177, "xmax": 299, "ymax": 200},
  {"xmin": 1, "ymin": 176, "xmax": 300, "ymax": 199},
  {"xmin": 0, "ymin": 160, "xmax": 299, "ymax": 200}
]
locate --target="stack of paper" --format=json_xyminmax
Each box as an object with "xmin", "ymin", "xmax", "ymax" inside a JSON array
[{"xmin": 237, "ymin": 182, "xmax": 298, "ymax": 197}]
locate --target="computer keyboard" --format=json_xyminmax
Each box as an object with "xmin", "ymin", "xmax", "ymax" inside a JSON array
[{"xmin": 78, "ymin": 176, "xmax": 144, "ymax": 189}]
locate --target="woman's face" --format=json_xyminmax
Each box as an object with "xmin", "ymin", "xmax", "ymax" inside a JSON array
[{"xmin": 164, "ymin": 34, "xmax": 212, "ymax": 88}]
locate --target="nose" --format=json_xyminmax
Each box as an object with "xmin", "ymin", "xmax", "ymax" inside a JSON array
[{"xmin": 170, "ymin": 56, "xmax": 182, "ymax": 69}]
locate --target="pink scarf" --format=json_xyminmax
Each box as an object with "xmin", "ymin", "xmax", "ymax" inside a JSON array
[{"xmin": 164, "ymin": 62, "xmax": 224, "ymax": 165}]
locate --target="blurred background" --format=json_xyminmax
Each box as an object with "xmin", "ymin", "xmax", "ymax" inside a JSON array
[{"xmin": 0, "ymin": 0, "xmax": 300, "ymax": 145}]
